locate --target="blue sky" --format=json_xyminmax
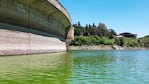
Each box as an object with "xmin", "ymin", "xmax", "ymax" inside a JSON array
[{"xmin": 59, "ymin": 0, "xmax": 149, "ymax": 37}]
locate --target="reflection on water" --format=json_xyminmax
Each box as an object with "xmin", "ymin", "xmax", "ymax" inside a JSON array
[
  {"xmin": 71, "ymin": 50, "xmax": 149, "ymax": 84},
  {"xmin": 0, "ymin": 52, "xmax": 73, "ymax": 84},
  {"xmin": 0, "ymin": 50, "xmax": 149, "ymax": 84}
]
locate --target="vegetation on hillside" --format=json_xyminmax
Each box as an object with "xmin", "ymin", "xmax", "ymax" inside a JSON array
[
  {"xmin": 71, "ymin": 36, "xmax": 114, "ymax": 46},
  {"xmin": 71, "ymin": 36, "xmax": 143, "ymax": 47},
  {"xmin": 140, "ymin": 35, "xmax": 149, "ymax": 48},
  {"xmin": 71, "ymin": 22, "xmax": 148, "ymax": 48}
]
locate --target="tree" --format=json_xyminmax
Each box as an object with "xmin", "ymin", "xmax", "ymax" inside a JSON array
[
  {"xmin": 77, "ymin": 21, "xmax": 81, "ymax": 27},
  {"xmin": 119, "ymin": 37, "xmax": 124, "ymax": 47},
  {"xmin": 97, "ymin": 23, "xmax": 109, "ymax": 37},
  {"xmin": 140, "ymin": 35, "xmax": 149, "ymax": 47},
  {"xmin": 74, "ymin": 22, "xmax": 83, "ymax": 36},
  {"xmin": 74, "ymin": 28, "xmax": 81, "ymax": 36},
  {"xmin": 108, "ymin": 29, "xmax": 117, "ymax": 35},
  {"xmin": 92, "ymin": 23, "xmax": 96, "ymax": 27},
  {"xmin": 114, "ymin": 37, "xmax": 124, "ymax": 46},
  {"xmin": 73, "ymin": 22, "xmax": 118, "ymax": 38},
  {"xmin": 108, "ymin": 29, "xmax": 117, "ymax": 38}
]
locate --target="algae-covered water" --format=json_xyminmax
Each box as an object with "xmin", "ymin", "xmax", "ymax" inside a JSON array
[{"xmin": 0, "ymin": 50, "xmax": 149, "ymax": 84}]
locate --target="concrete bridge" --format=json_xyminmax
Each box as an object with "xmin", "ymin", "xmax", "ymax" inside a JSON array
[{"xmin": 0, "ymin": 0, "xmax": 74, "ymax": 55}]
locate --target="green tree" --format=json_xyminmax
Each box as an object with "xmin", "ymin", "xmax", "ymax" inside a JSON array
[
  {"xmin": 114, "ymin": 37, "xmax": 124, "ymax": 46},
  {"xmin": 119, "ymin": 37, "xmax": 124, "ymax": 46},
  {"xmin": 97, "ymin": 23, "xmax": 109, "ymax": 37},
  {"xmin": 108, "ymin": 29, "xmax": 117, "ymax": 35},
  {"xmin": 140, "ymin": 35, "xmax": 149, "ymax": 47},
  {"xmin": 77, "ymin": 21, "xmax": 81, "ymax": 27},
  {"xmin": 92, "ymin": 23, "xmax": 96, "ymax": 27},
  {"xmin": 114, "ymin": 38, "xmax": 121, "ymax": 46}
]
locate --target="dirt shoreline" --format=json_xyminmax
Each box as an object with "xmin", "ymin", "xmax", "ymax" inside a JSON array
[{"xmin": 68, "ymin": 45, "xmax": 147, "ymax": 50}]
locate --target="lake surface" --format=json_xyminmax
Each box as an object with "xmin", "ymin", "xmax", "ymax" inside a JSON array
[{"xmin": 0, "ymin": 50, "xmax": 149, "ymax": 84}]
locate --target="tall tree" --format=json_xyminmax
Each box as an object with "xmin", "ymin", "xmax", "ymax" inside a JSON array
[
  {"xmin": 97, "ymin": 23, "xmax": 109, "ymax": 37},
  {"xmin": 108, "ymin": 29, "xmax": 117, "ymax": 38},
  {"xmin": 92, "ymin": 23, "xmax": 96, "ymax": 27},
  {"xmin": 108, "ymin": 29, "xmax": 117, "ymax": 35},
  {"xmin": 77, "ymin": 21, "xmax": 81, "ymax": 27}
]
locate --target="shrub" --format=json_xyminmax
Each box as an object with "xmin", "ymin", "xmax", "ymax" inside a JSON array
[
  {"xmin": 124, "ymin": 38, "xmax": 140, "ymax": 47},
  {"xmin": 71, "ymin": 36, "xmax": 142, "ymax": 47}
]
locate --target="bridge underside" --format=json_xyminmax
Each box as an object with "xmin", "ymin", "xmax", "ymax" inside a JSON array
[{"xmin": 0, "ymin": 0, "xmax": 74, "ymax": 55}]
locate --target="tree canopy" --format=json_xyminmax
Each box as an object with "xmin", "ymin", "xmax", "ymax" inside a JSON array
[{"xmin": 73, "ymin": 22, "xmax": 117, "ymax": 38}]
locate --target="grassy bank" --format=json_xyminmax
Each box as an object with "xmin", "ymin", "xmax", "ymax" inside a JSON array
[{"xmin": 70, "ymin": 36, "xmax": 143, "ymax": 48}]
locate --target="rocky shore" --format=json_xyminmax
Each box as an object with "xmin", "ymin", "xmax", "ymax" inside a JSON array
[{"xmin": 68, "ymin": 45, "xmax": 146, "ymax": 50}]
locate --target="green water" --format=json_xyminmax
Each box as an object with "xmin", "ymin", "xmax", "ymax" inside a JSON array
[{"xmin": 0, "ymin": 50, "xmax": 149, "ymax": 84}]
